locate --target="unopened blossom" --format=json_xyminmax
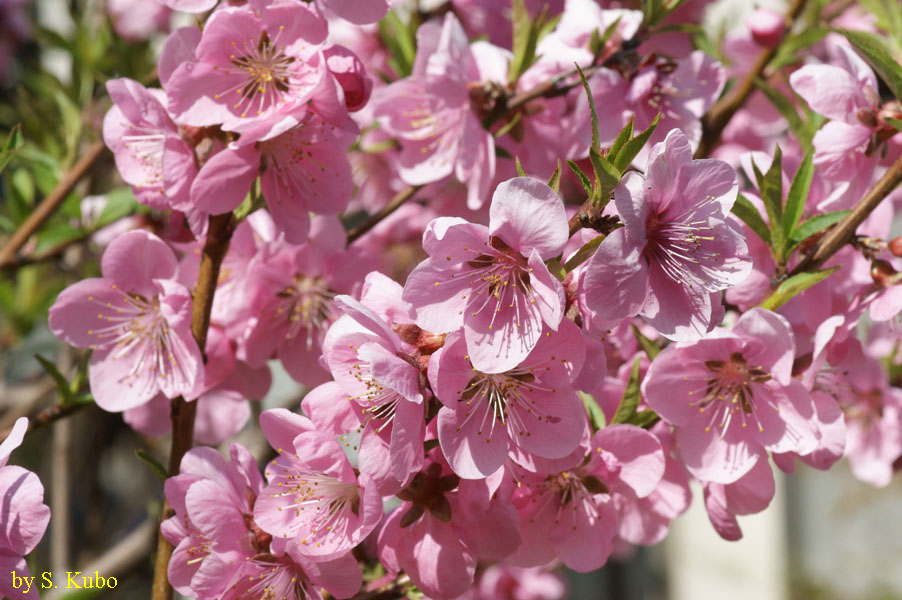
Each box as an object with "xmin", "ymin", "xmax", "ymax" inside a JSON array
[
  {"xmin": 643, "ymin": 308, "xmax": 819, "ymax": 484},
  {"xmin": 166, "ymin": 2, "xmax": 328, "ymax": 140},
  {"xmin": 509, "ymin": 425, "xmax": 665, "ymax": 572},
  {"xmin": 429, "ymin": 322, "xmax": 586, "ymax": 479},
  {"xmin": 190, "ymin": 112, "xmax": 357, "ymax": 243},
  {"xmin": 583, "ymin": 129, "xmax": 751, "ymax": 341},
  {"xmin": 253, "ymin": 411, "xmax": 383, "ymax": 560},
  {"xmin": 373, "ymin": 13, "xmax": 504, "ymax": 208},
  {"xmin": 0, "ymin": 418, "xmax": 51, "ymax": 600},
  {"xmin": 403, "ymin": 177, "xmax": 567, "ymax": 373},
  {"xmin": 49, "ymin": 231, "xmax": 203, "ymax": 412},
  {"xmin": 102, "ymin": 78, "xmax": 197, "ymax": 210},
  {"xmin": 323, "ymin": 45, "xmax": 373, "ymax": 112}
]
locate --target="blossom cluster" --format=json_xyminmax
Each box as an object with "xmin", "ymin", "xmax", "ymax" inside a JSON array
[{"xmin": 8, "ymin": 0, "xmax": 902, "ymax": 598}]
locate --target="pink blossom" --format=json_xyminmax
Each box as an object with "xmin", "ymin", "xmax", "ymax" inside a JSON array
[
  {"xmin": 253, "ymin": 410, "xmax": 383, "ymax": 559},
  {"xmin": 219, "ymin": 552, "xmax": 362, "ymax": 600},
  {"xmin": 0, "ymin": 419, "xmax": 51, "ymax": 600},
  {"xmin": 429, "ymin": 322, "xmax": 586, "ymax": 479},
  {"xmin": 107, "ymin": 0, "xmax": 171, "ymax": 41},
  {"xmin": 643, "ymin": 308, "xmax": 819, "ymax": 484},
  {"xmin": 317, "ymin": 0, "xmax": 389, "ymax": 25},
  {"xmin": 102, "ymin": 78, "xmax": 197, "ymax": 210},
  {"xmin": 373, "ymin": 14, "xmax": 501, "ymax": 208},
  {"xmin": 584, "ymin": 129, "xmax": 751, "ymax": 341},
  {"xmin": 323, "ymin": 44, "xmax": 373, "ymax": 112},
  {"xmin": 49, "ymin": 231, "xmax": 203, "ymax": 412},
  {"xmin": 403, "ymin": 177, "xmax": 567, "ymax": 372},
  {"xmin": 467, "ymin": 565, "xmax": 566, "ymax": 600},
  {"xmin": 703, "ymin": 458, "xmax": 775, "ymax": 541},
  {"xmin": 156, "ymin": 0, "xmax": 217, "ymax": 13},
  {"xmin": 165, "ymin": 2, "xmax": 328, "ymax": 141}
]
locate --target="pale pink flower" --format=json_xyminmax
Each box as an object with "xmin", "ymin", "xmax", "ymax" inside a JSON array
[
  {"xmin": 219, "ymin": 551, "xmax": 362, "ymax": 600},
  {"xmin": 0, "ymin": 418, "xmax": 51, "ymax": 600},
  {"xmin": 469, "ymin": 565, "xmax": 566, "ymax": 600},
  {"xmin": 429, "ymin": 322, "xmax": 586, "ymax": 479},
  {"xmin": 642, "ymin": 308, "xmax": 819, "ymax": 484},
  {"xmin": 107, "ymin": 0, "xmax": 171, "ymax": 41},
  {"xmin": 102, "ymin": 78, "xmax": 197, "ymax": 211},
  {"xmin": 165, "ymin": 2, "xmax": 328, "ymax": 141},
  {"xmin": 253, "ymin": 410, "xmax": 383, "ymax": 560},
  {"xmin": 583, "ymin": 129, "xmax": 751, "ymax": 341},
  {"xmin": 703, "ymin": 458, "xmax": 775, "ymax": 541},
  {"xmin": 403, "ymin": 177, "xmax": 567, "ymax": 372},
  {"xmin": 49, "ymin": 231, "xmax": 203, "ymax": 412}
]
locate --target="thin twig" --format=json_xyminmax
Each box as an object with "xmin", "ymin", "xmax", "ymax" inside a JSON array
[
  {"xmin": 151, "ymin": 212, "xmax": 236, "ymax": 600},
  {"xmin": 790, "ymin": 153, "xmax": 902, "ymax": 275},
  {"xmin": 0, "ymin": 140, "xmax": 106, "ymax": 267},
  {"xmin": 348, "ymin": 185, "xmax": 423, "ymax": 244},
  {"xmin": 694, "ymin": 0, "xmax": 809, "ymax": 158}
]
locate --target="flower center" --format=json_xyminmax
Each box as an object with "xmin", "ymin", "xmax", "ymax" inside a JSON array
[
  {"xmin": 275, "ymin": 274, "xmax": 336, "ymax": 348},
  {"xmin": 687, "ymin": 352, "xmax": 773, "ymax": 435},
  {"xmin": 226, "ymin": 28, "xmax": 295, "ymax": 117}
]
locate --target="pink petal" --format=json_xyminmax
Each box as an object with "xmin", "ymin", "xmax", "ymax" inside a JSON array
[
  {"xmin": 583, "ymin": 228, "xmax": 649, "ymax": 322},
  {"xmin": 101, "ymin": 230, "xmax": 178, "ymax": 296},
  {"xmin": 191, "ymin": 145, "xmax": 260, "ymax": 215},
  {"xmin": 676, "ymin": 418, "xmax": 763, "ymax": 484},
  {"xmin": 437, "ymin": 406, "xmax": 510, "ymax": 479},
  {"xmin": 0, "ymin": 418, "xmax": 27, "ymax": 467},
  {"xmin": 489, "ymin": 177, "xmax": 568, "ymax": 259}
]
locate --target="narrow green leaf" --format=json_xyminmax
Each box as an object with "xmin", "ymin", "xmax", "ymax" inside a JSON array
[
  {"xmin": 0, "ymin": 124, "xmax": 23, "ymax": 174},
  {"xmin": 611, "ymin": 358, "xmax": 642, "ymax": 425},
  {"xmin": 841, "ymin": 29, "xmax": 902, "ymax": 101},
  {"xmin": 760, "ymin": 267, "xmax": 839, "ymax": 311},
  {"xmin": 886, "ymin": 117, "xmax": 902, "ymax": 131},
  {"xmin": 35, "ymin": 354, "xmax": 73, "ymax": 402},
  {"xmin": 136, "ymin": 449, "xmax": 168, "ymax": 482},
  {"xmin": 760, "ymin": 147, "xmax": 785, "ymax": 256},
  {"xmin": 564, "ymin": 234, "xmax": 605, "ymax": 273},
  {"xmin": 631, "ymin": 324, "xmax": 660, "ymax": 360},
  {"xmin": 784, "ymin": 150, "xmax": 814, "ymax": 242},
  {"xmin": 589, "ymin": 148, "xmax": 620, "ymax": 208},
  {"xmin": 96, "ymin": 187, "xmax": 138, "ymax": 228},
  {"xmin": 493, "ymin": 111, "xmax": 523, "ymax": 139},
  {"xmin": 612, "ymin": 114, "xmax": 660, "ymax": 172},
  {"xmin": 755, "ymin": 77, "xmax": 810, "ymax": 149},
  {"xmin": 547, "ymin": 159, "xmax": 562, "ymax": 193},
  {"xmin": 789, "ymin": 210, "xmax": 850, "ymax": 245},
  {"xmin": 579, "ymin": 391, "xmax": 607, "ymax": 431},
  {"xmin": 515, "ymin": 156, "xmax": 527, "ymax": 177},
  {"xmin": 625, "ymin": 409, "xmax": 661, "ymax": 429},
  {"xmin": 567, "ymin": 160, "xmax": 593, "ymax": 197},
  {"xmin": 607, "ymin": 117, "xmax": 634, "ymax": 163},
  {"xmin": 770, "ymin": 28, "xmax": 829, "ymax": 71},
  {"xmin": 576, "ymin": 63, "xmax": 600, "ymax": 152},
  {"xmin": 508, "ymin": 0, "xmax": 545, "ymax": 84},
  {"xmin": 545, "ymin": 256, "xmax": 566, "ymax": 281},
  {"xmin": 733, "ymin": 194, "xmax": 772, "ymax": 247}
]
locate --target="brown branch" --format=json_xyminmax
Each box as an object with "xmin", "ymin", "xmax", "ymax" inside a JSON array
[
  {"xmin": 151, "ymin": 212, "xmax": 236, "ymax": 600},
  {"xmin": 348, "ymin": 185, "xmax": 423, "ymax": 244},
  {"xmin": 790, "ymin": 154, "xmax": 902, "ymax": 275},
  {"xmin": 0, "ymin": 140, "xmax": 106, "ymax": 267},
  {"xmin": 694, "ymin": 0, "xmax": 809, "ymax": 158}
]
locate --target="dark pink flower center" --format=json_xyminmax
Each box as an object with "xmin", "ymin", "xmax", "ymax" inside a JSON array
[
  {"xmin": 686, "ymin": 352, "xmax": 773, "ymax": 436},
  {"xmin": 457, "ymin": 236, "xmax": 536, "ymax": 329},
  {"xmin": 644, "ymin": 202, "xmax": 729, "ymax": 288},
  {"xmin": 274, "ymin": 274, "xmax": 336, "ymax": 348},
  {"xmin": 219, "ymin": 28, "xmax": 296, "ymax": 118}
]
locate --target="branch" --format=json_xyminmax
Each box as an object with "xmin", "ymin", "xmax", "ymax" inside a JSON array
[
  {"xmin": 151, "ymin": 212, "xmax": 236, "ymax": 600},
  {"xmin": 694, "ymin": 0, "xmax": 809, "ymax": 158},
  {"xmin": 0, "ymin": 140, "xmax": 106, "ymax": 267},
  {"xmin": 348, "ymin": 185, "xmax": 424, "ymax": 244},
  {"xmin": 790, "ymin": 154, "xmax": 902, "ymax": 275}
]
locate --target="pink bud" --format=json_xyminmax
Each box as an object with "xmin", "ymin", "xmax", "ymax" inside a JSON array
[
  {"xmin": 323, "ymin": 45, "xmax": 373, "ymax": 113},
  {"xmin": 747, "ymin": 9, "xmax": 784, "ymax": 48}
]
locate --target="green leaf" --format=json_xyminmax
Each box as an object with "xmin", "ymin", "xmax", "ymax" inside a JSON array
[
  {"xmin": 564, "ymin": 234, "xmax": 605, "ymax": 273},
  {"xmin": 547, "ymin": 159, "xmax": 562, "ymax": 194},
  {"xmin": 378, "ymin": 11, "xmax": 416, "ymax": 77},
  {"xmin": 508, "ymin": 0, "xmax": 546, "ymax": 84},
  {"xmin": 611, "ymin": 358, "xmax": 643, "ymax": 425},
  {"xmin": 625, "ymin": 409, "xmax": 661, "ymax": 429},
  {"xmin": 576, "ymin": 64, "xmax": 600, "ymax": 152},
  {"xmin": 495, "ymin": 145, "xmax": 513, "ymax": 159},
  {"xmin": 545, "ymin": 256, "xmax": 567, "ymax": 281},
  {"xmin": 770, "ymin": 27, "xmax": 829, "ymax": 71},
  {"xmin": 136, "ymin": 449, "xmax": 168, "ymax": 482},
  {"xmin": 515, "ymin": 156, "xmax": 527, "ymax": 177},
  {"xmin": 784, "ymin": 150, "xmax": 814, "ymax": 242},
  {"xmin": 493, "ymin": 111, "xmax": 523, "ymax": 139},
  {"xmin": 631, "ymin": 324, "xmax": 660, "ymax": 360},
  {"xmin": 0, "ymin": 124, "xmax": 23, "ymax": 174},
  {"xmin": 607, "ymin": 117, "xmax": 634, "ymax": 162},
  {"xmin": 733, "ymin": 194, "xmax": 772, "ymax": 247},
  {"xmin": 567, "ymin": 160, "xmax": 593, "ymax": 197},
  {"xmin": 841, "ymin": 29, "xmax": 902, "ymax": 101},
  {"xmin": 760, "ymin": 147, "xmax": 785, "ymax": 256},
  {"xmin": 588, "ymin": 148, "xmax": 620, "ymax": 208},
  {"xmin": 760, "ymin": 267, "xmax": 839, "ymax": 310},
  {"xmin": 96, "ymin": 187, "xmax": 139, "ymax": 228},
  {"xmin": 35, "ymin": 353, "xmax": 73, "ymax": 402},
  {"xmin": 789, "ymin": 210, "xmax": 850, "ymax": 245},
  {"xmin": 886, "ymin": 117, "xmax": 902, "ymax": 131},
  {"xmin": 579, "ymin": 391, "xmax": 606, "ymax": 431},
  {"xmin": 611, "ymin": 114, "xmax": 660, "ymax": 172},
  {"xmin": 755, "ymin": 77, "xmax": 811, "ymax": 149}
]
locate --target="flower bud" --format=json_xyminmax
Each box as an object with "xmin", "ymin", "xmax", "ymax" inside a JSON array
[
  {"xmin": 323, "ymin": 45, "xmax": 373, "ymax": 113},
  {"xmin": 888, "ymin": 236, "xmax": 902, "ymax": 257},
  {"xmin": 871, "ymin": 259, "xmax": 897, "ymax": 287},
  {"xmin": 747, "ymin": 9, "xmax": 784, "ymax": 48}
]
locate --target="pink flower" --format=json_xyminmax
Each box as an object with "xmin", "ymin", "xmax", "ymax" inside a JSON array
[
  {"xmin": 583, "ymin": 129, "xmax": 751, "ymax": 341},
  {"xmin": 165, "ymin": 2, "xmax": 327, "ymax": 141},
  {"xmin": 107, "ymin": 0, "xmax": 171, "ymax": 41},
  {"xmin": 373, "ymin": 14, "xmax": 499, "ymax": 208},
  {"xmin": 323, "ymin": 45, "xmax": 373, "ymax": 112},
  {"xmin": 219, "ymin": 552, "xmax": 361, "ymax": 600},
  {"xmin": 509, "ymin": 425, "xmax": 665, "ymax": 572},
  {"xmin": 403, "ymin": 177, "xmax": 567, "ymax": 372},
  {"xmin": 642, "ymin": 308, "xmax": 819, "ymax": 484},
  {"xmin": 0, "ymin": 418, "xmax": 51, "ymax": 600},
  {"xmin": 102, "ymin": 78, "xmax": 197, "ymax": 210},
  {"xmin": 49, "ymin": 231, "xmax": 203, "ymax": 412},
  {"xmin": 703, "ymin": 458, "xmax": 775, "ymax": 541},
  {"xmin": 156, "ymin": 0, "xmax": 217, "ymax": 12},
  {"xmin": 236, "ymin": 217, "xmax": 374, "ymax": 385},
  {"xmin": 253, "ymin": 410, "xmax": 383, "ymax": 560},
  {"xmin": 317, "ymin": 0, "xmax": 389, "ymax": 25},
  {"xmin": 429, "ymin": 322, "xmax": 586, "ymax": 479},
  {"xmin": 470, "ymin": 565, "xmax": 566, "ymax": 600},
  {"xmin": 190, "ymin": 112, "xmax": 357, "ymax": 243}
]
